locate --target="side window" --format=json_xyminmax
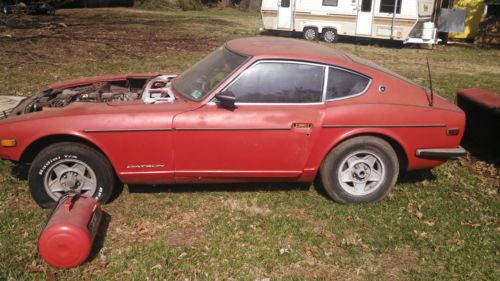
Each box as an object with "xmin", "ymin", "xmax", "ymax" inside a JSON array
[
  {"xmin": 322, "ymin": 0, "xmax": 338, "ymax": 6},
  {"xmin": 226, "ymin": 62, "xmax": 324, "ymax": 104},
  {"xmin": 326, "ymin": 67, "xmax": 370, "ymax": 100},
  {"xmin": 281, "ymin": 0, "xmax": 290, "ymax": 7},
  {"xmin": 380, "ymin": 0, "xmax": 402, "ymax": 14}
]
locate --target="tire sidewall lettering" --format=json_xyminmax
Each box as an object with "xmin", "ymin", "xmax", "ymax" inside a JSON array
[
  {"xmin": 37, "ymin": 154, "xmax": 78, "ymax": 176},
  {"xmin": 95, "ymin": 187, "xmax": 104, "ymax": 200}
]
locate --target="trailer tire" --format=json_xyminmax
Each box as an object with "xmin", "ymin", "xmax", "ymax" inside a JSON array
[
  {"xmin": 322, "ymin": 28, "xmax": 338, "ymax": 43},
  {"xmin": 303, "ymin": 27, "xmax": 318, "ymax": 41}
]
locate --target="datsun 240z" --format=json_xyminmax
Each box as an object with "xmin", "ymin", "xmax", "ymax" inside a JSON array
[{"xmin": 0, "ymin": 37, "xmax": 466, "ymax": 207}]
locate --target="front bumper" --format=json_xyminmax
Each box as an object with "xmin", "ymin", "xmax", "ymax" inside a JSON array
[{"xmin": 415, "ymin": 146, "xmax": 467, "ymax": 159}]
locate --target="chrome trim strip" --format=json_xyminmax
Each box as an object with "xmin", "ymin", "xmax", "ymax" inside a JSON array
[
  {"xmin": 84, "ymin": 128, "xmax": 172, "ymax": 133},
  {"xmin": 174, "ymin": 127, "xmax": 291, "ymax": 131},
  {"xmin": 322, "ymin": 66, "xmax": 329, "ymax": 102},
  {"xmin": 120, "ymin": 171, "xmax": 174, "ymax": 175},
  {"xmin": 322, "ymin": 124, "xmax": 446, "ymax": 128},
  {"xmin": 207, "ymin": 101, "xmax": 324, "ymax": 106}
]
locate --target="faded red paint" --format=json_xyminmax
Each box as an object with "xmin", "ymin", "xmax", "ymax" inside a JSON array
[{"xmin": 0, "ymin": 37, "xmax": 465, "ymax": 185}]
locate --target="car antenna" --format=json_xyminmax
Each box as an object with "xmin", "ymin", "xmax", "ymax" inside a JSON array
[{"xmin": 426, "ymin": 57, "xmax": 434, "ymax": 106}]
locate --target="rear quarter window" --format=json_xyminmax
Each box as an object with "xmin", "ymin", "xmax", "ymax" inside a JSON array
[{"xmin": 326, "ymin": 67, "xmax": 370, "ymax": 100}]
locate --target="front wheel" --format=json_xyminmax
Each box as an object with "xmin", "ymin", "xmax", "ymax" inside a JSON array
[
  {"xmin": 28, "ymin": 142, "xmax": 115, "ymax": 208},
  {"xmin": 320, "ymin": 136, "xmax": 399, "ymax": 204}
]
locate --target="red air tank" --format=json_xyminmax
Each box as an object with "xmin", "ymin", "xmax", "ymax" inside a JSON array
[{"xmin": 38, "ymin": 195, "xmax": 102, "ymax": 268}]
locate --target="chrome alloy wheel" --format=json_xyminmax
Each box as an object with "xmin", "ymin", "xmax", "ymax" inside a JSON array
[
  {"xmin": 337, "ymin": 151, "xmax": 385, "ymax": 196},
  {"xmin": 43, "ymin": 159, "xmax": 97, "ymax": 200}
]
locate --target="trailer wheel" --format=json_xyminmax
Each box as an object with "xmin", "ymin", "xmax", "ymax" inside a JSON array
[
  {"xmin": 322, "ymin": 29, "xmax": 338, "ymax": 43},
  {"xmin": 2, "ymin": 6, "xmax": 8, "ymax": 14},
  {"xmin": 303, "ymin": 27, "xmax": 318, "ymax": 41}
]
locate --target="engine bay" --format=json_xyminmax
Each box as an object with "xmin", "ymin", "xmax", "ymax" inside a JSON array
[{"xmin": 7, "ymin": 75, "xmax": 177, "ymax": 118}]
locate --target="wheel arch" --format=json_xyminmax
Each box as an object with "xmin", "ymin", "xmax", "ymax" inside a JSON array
[
  {"xmin": 321, "ymin": 26, "xmax": 340, "ymax": 34},
  {"xmin": 320, "ymin": 132, "xmax": 409, "ymax": 173},
  {"xmin": 20, "ymin": 134, "xmax": 115, "ymax": 170},
  {"xmin": 302, "ymin": 25, "xmax": 319, "ymax": 32}
]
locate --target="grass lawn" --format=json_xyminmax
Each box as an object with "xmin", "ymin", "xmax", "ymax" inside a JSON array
[{"xmin": 0, "ymin": 7, "xmax": 499, "ymax": 280}]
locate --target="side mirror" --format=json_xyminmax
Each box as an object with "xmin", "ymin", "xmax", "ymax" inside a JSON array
[{"xmin": 215, "ymin": 91, "xmax": 236, "ymax": 109}]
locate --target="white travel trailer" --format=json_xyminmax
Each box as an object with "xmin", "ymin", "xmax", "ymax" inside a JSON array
[{"xmin": 261, "ymin": 0, "xmax": 439, "ymax": 44}]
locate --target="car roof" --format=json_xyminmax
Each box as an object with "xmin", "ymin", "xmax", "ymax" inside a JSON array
[{"xmin": 225, "ymin": 37, "xmax": 352, "ymax": 64}]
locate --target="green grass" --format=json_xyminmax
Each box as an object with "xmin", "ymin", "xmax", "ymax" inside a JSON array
[{"xmin": 0, "ymin": 7, "xmax": 499, "ymax": 280}]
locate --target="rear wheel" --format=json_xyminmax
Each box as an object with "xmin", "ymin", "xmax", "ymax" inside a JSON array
[
  {"xmin": 28, "ymin": 142, "xmax": 115, "ymax": 208},
  {"xmin": 320, "ymin": 136, "xmax": 399, "ymax": 204},
  {"xmin": 322, "ymin": 28, "xmax": 338, "ymax": 43},
  {"xmin": 303, "ymin": 27, "xmax": 318, "ymax": 41}
]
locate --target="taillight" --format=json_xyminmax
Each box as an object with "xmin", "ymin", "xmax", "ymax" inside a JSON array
[{"xmin": 446, "ymin": 128, "xmax": 460, "ymax": 136}]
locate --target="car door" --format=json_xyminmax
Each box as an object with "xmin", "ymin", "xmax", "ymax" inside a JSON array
[
  {"xmin": 277, "ymin": 0, "xmax": 294, "ymax": 30},
  {"xmin": 356, "ymin": 0, "xmax": 374, "ymax": 35},
  {"xmin": 173, "ymin": 61, "xmax": 326, "ymax": 182}
]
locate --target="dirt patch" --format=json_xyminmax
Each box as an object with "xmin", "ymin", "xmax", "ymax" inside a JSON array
[
  {"xmin": 370, "ymin": 247, "xmax": 417, "ymax": 280},
  {"xmin": 0, "ymin": 9, "xmax": 226, "ymax": 71},
  {"xmin": 459, "ymin": 154, "xmax": 499, "ymax": 190},
  {"xmin": 223, "ymin": 199, "xmax": 273, "ymax": 216},
  {"xmin": 271, "ymin": 262, "xmax": 349, "ymax": 280},
  {"xmin": 106, "ymin": 205, "xmax": 211, "ymax": 250},
  {"xmin": 165, "ymin": 225, "xmax": 204, "ymax": 247}
]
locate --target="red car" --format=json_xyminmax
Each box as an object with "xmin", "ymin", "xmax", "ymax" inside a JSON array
[{"xmin": 0, "ymin": 37, "xmax": 465, "ymax": 207}]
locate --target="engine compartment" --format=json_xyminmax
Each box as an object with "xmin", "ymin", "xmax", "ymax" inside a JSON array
[{"xmin": 7, "ymin": 75, "xmax": 176, "ymax": 118}]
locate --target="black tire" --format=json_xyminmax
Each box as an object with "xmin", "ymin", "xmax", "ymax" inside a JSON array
[
  {"xmin": 1, "ymin": 6, "xmax": 9, "ymax": 14},
  {"xmin": 28, "ymin": 142, "xmax": 115, "ymax": 208},
  {"xmin": 322, "ymin": 28, "xmax": 338, "ymax": 43},
  {"xmin": 320, "ymin": 136, "xmax": 399, "ymax": 204},
  {"xmin": 303, "ymin": 27, "xmax": 318, "ymax": 41}
]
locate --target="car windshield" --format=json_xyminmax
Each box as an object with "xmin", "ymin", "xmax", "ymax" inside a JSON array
[{"xmin": 172, "ymin": 46, "xmax": 248, "ymax": 101}]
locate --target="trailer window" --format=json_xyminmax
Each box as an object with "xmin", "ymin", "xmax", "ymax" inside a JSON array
[
  {"xmin": 380, "ymin": 0, "xmax": 402, "ymax": 14},
  {"xmin": 322, "ymin": 0, "xmax": 338, "ymax": 6},
  {"xmin": 326, "ymin": 67, "xmax": 370, "ymax": 100},
  {"xmin": 281, "ymin": 0, "xmax": 290, "ymax": 7},
  {"xmin": 361, "ymin": 0, "xmax": 372, "ymax": 12}
]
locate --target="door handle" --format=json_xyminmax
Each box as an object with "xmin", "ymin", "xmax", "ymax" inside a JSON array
[{"xmin": 292, "ymin": 123, "xmax": 313, "ymax": 129}]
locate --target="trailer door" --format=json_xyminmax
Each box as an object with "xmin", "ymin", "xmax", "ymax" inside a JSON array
[
  {"xmin": 356, "ymin": 0, "xmax": 374, "ymax": 35},
  {"xmin": 277, "ymin": 0, "xmax": 293, "ymax": 30}
]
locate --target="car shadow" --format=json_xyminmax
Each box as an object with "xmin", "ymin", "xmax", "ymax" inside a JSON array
[
  {"xmin": 128, "ymin": 182, "xmax": 312, "ymax": 194},
  {"xmin": 398, "ymin": 169, "xmax": 437, "ymax": 184},
  {"xmin": 10, "ymin": 163, "xmax": 29, "ymax": 180},
  {"xmin": 126, "ymin": 169, "xmax": 436, "ymax": 200},
  {"xmin": 87, "ymin": 211, "xmax": 111, "ymax": 264}
]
